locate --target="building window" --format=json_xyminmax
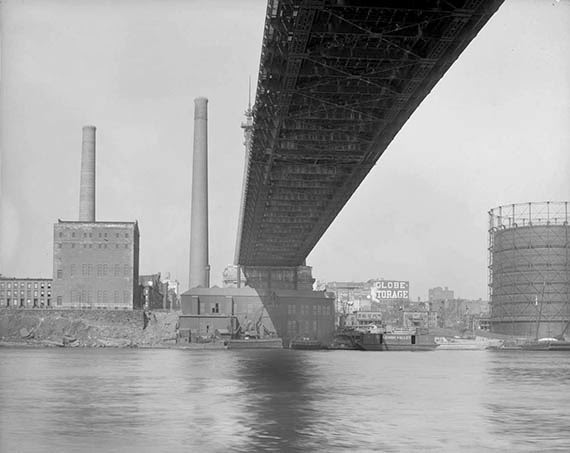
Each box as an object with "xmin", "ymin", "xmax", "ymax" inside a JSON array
[
  {"xmin": 124, "ymin": 264, "xmax": 130, "ymax": 276},
  {"xmin": 47, "ymin": 283, "xmax": 51, "ymax": 289},
  {"xmin": 7, "ymin": 283, "xmax": 11, "ymax": 289},
  {"xmin": 125, "ymin": 233, "xmax": 129, "ymax": 238},
  {"xmin": 34, "ymin": 282, "xmax": 38, "ymax": 289},
  {"xmin": 82, "ymin": 264, "xmax": 87, "ymax": 276},
  {"xmin": 72, "ymin": 232, "xmax": 76, "ymax": 238},
  {"xmin": 124, "ymin": 244, "xmax": 129, "ymax": 249},
  {"xmin": 57, "ymin": 269, "xmax": 63, "ymax": 279},
  {"xmin": 116, "ymin": 244, "xmax": 119, "ymax": 249},
  {"xmin": 71, "ymin": 243, "xmax": 75, "ymax": 248},
  {"xmin": 89, "ymin": 233, "xmax": 92, "ymax": 238},
  {"xmin": 57, "ymin": 296, "xmax": 62, "ymax": 306},
  {"xmin": 57, "ymin": 243, "xmax": 62, "ymax": 248},
  {"xmin": 83, "ymin": 233, "xmax": 87, "ymax": 238},
  {"xmin": 98, "ymin": 233, "xmax": 102, "ymax": 238},
  {"xmin": 0, "ymin": 283, "xmax": 3, "ymax": 289},
  {"xmin": 97, "ymin": 264, "xmax": 102, "ymax": 277},
  {"xmin": 27, "ymin": 282, "xmax": 31, "ymax": 289},
  {"xmin": 104, "ymin": 233, "xmax": 107, "ymax": 238},
  {"xmin": 59, "ymin": 232, "xmax": 63, "ymax": 238},
  {"xmin": 114, "ymin": 264, "xmax": 120, "ymax": 276},
  {"xmin": 97, "ymin": 291, "xmax": 102, "ymax": 304},
  {"xmin": 116, "ymin": 233, "xmax": 119, "ymax": 238},
  {"xmin": 114, "ymin": 291, "xmax": 119, "ymax": 304},
  {"xmin": 103, "ymin": 264, "xmax": 108, "ymax": 276},
  {"xmin": 123, "ymin": 291, "xmax": 129, "ymax": 304},
  {"xmin": 70, "ymin": 264, "xmax": 75, "ymax": 276},
  {"xmin": 88, "ymin": 264, "xmax": 93, "ymax": 276}
]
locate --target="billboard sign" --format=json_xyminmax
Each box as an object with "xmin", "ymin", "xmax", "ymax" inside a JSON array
[{"xmin": 371, "ymin": 280, "xmax": 409, "ymax": 301}]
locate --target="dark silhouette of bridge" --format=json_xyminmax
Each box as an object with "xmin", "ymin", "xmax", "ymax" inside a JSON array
[{"xmin": 235, "ymin": 0, "xmax": 504, "ymax": 268}]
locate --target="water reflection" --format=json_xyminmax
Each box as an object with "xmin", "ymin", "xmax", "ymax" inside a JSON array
[
  {"xmin": 1, "ymin": 348, "xmax": 570, "ymax": 452},
  {"xmin": 485, "ymin": 352, "xmax": 570, "ymax": 451}
]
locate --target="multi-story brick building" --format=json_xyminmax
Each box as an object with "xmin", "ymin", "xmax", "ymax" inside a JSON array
[
  {"xmin": 0, "ymin": 277, "xmax": 53, "ymax": 308},
  {"xmin": 52, "ymin": 220, "xmax": 140, "ymax": 309}
]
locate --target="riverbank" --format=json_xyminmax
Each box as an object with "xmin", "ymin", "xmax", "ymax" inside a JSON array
[{"xmin": 0, "ymin": 308, "xmax": 186, "ymax": 348}]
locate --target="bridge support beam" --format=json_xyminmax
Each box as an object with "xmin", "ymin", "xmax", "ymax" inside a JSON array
[{"xmin": 223, "ymin": 264, "xmax": 315, "ymax": 291}]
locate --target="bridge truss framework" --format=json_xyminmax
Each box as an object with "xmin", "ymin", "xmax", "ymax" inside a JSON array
[{"xmin": 237, "ymin": 0, "xmax": 505, "ymax": 267}]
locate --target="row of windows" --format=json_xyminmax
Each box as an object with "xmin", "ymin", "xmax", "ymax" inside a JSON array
[
  {"xmin": 69, "ymin": 290, "xmax": 131, "ymax": 305},
  {"xmin": 56, "ymin": 264, "xmax": 132, "ymax": 279},
  {"xmin": 287, "ymin": 320, "xmax": 319, "ymax": 335},
  {"xmin": 0, "ymin": 290, "xmax": 51, "ymax": 298},
  {"xmin": 58, "ymin": 231, "xmax": 130, "ymax": 239},
  {"xmin": 0, "ymin": 281, "xmax": 51, "ymax": 290},
  {"xmin": 57, "ymin": 243, "xmax": 131, "ymax": 249},
  {"xmin": 287, "ymin": 304, "xmax": 333, "ymax": 316},
  {"xmin": 2, "ymin": 298, "xmax": 51, "ymax": 308}
]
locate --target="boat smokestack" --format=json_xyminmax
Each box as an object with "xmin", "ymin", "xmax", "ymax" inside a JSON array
[
  {"xmin": 189, "ymin": 97, "xmax": 210, "ymax": 288},
  {"xmin": 79, "ymin": 125, "xmax": 96, "ymax": 222}
]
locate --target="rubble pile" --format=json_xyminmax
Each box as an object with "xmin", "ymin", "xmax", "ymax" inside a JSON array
[{"xmin": 0, "ymin": 309, "xmax": 180, "ymax": 348}]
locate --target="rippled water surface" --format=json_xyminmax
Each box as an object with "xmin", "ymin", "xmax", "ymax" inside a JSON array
[{"xmin": 1, "ymin": 348, "xmax": 570, "ymax": 452}]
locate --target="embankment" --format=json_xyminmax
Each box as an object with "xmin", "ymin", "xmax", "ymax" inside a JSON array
[{"xmin": 0, "ymin": 309, "xmax": 180, "ymax": 347}]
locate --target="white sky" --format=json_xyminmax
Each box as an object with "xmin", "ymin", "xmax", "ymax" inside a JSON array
[{"xmin": 1, "ymin": 0, "xmax": 569, "ymax": 301}]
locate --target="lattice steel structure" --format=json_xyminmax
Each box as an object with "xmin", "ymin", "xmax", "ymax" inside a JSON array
[
  {"xmin": 488, "ymin": 202, "xmax": 570, "ymax": 338},
  {"xmin": 236, "ymin": 0, "xmax": 505, "ymax": 266}
]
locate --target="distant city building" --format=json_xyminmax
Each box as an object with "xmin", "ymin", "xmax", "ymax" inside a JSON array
[
  {"xmin": 139, "ymin": 273, "xmax": 165, "ymax": 309},
  {"xmin": 429, "ymin": 298, "xmax": 489, "ymax": 329},
  {"xmin": 326, "ymin": 281, "xmax": 372, "ymax": 314},
  {"xmin": 428, "ymin": 286, "xmax": 454, "ymax": 302},
  {"xmin": 0, "ymin": 277, "xmax": 53, "ymax": 308},
  {"xmin": 52, "ymin": 221, "xmax": 140, "ymax": 309}
]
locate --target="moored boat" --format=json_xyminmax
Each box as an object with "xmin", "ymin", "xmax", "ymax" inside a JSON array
[
  {"xmin": 435, "ymin": 336, "xmax": 504, "ymax": 350},
  {"xmin": 289, "ymin": 338, "xmax": 326, "ymax": 350},
  {"xmin": 227, "ymin": 338, "xmax": 283, "ymax": 349},
  {"xmin": 355, "ymin": 330, "xmax": 438, "ymax": 351}
]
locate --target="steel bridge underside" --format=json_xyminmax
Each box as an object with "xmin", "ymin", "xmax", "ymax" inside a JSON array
[{"xmin": 237, "ymin": 0, "xmax": 504, "ymax": 267}]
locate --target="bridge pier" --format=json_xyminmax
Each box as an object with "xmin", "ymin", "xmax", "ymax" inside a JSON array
[{"xmin": 223, "ymin": 264, "xmax": 314, "ymax": 291}]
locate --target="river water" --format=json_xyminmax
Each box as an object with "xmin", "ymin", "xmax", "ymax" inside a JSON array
[{"xmin": 1, "ymin": 348, "xmax": 569, "ymax": 452}]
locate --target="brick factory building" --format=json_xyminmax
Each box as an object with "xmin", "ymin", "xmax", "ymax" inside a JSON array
[
  {"xmin": 52, "ymin": 220, "xmax": 140, "ymax": 309},
  {"xmin": 0, "ymin": 277, "xmax": 53, "ymax": 308}
]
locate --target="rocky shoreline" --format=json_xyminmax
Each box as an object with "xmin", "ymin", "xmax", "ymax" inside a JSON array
[{"xmin": 0, "ymin": 308, "xmax": 198, "ymax": 349}]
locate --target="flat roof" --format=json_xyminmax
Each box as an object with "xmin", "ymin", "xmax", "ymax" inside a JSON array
[
  {"xmin": 56, "ymin": 220, "xmax": 138, "ymax": 225},
  {"xmin": 0, "ymin": 277, "xmax": 52, "ymax": 281}
]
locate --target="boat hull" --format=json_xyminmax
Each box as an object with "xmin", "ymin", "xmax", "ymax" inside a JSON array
[{"xmin": 227, "ymin": 338, "xmax": 283, "ymax": 349}]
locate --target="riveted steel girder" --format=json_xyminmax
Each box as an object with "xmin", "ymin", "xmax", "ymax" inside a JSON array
[{"xmin": 237, "ymin": 0, "xmax": 505, "ymax": 267}]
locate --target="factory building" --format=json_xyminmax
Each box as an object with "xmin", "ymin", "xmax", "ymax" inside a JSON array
[
  {"xmin": 489, "ymin": 202, "xmax": 570, "ymax": 338},
  {"xmin": 52, "ymin": 125, "xmax": 140, "ymax": 309},
  {"xmin": 0, "ymin": 277, "xmax": 53, "ymax": 308},
  {"xmin": 52, "ymin": 221, "xmax": 139, "ymax": 309},
  {"xmin": 180, "ymin": 287, "xmax": 335, "ymax": 345}
]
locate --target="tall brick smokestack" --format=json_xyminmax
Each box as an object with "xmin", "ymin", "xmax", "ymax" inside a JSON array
[
  {"xmin": 189, "ymin": 97, "xmax": 210, "ymax": 288},
  {"xmin": 79, "ymin": 125, "xmax": 96, "ymax": 222}
]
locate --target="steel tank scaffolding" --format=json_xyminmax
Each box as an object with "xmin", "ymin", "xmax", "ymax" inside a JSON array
[{"xmin": 488, "ymin": 202, "xmax": 570, "ymax": 338}]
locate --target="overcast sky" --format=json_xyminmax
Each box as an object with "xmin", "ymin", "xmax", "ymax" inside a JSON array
[{"xmin": 1, "ymin": 0, "xmax": 569, "ymax": 301}]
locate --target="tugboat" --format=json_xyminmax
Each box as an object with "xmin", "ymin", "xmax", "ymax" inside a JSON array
[{"xmin": 289, "ymin": 337, "xmax": 326, "ymax": 350}]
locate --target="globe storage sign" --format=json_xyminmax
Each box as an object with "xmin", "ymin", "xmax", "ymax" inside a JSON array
[{"xmin": 371, "ymin": 280, "xmax": 409, "ymax": 301}]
